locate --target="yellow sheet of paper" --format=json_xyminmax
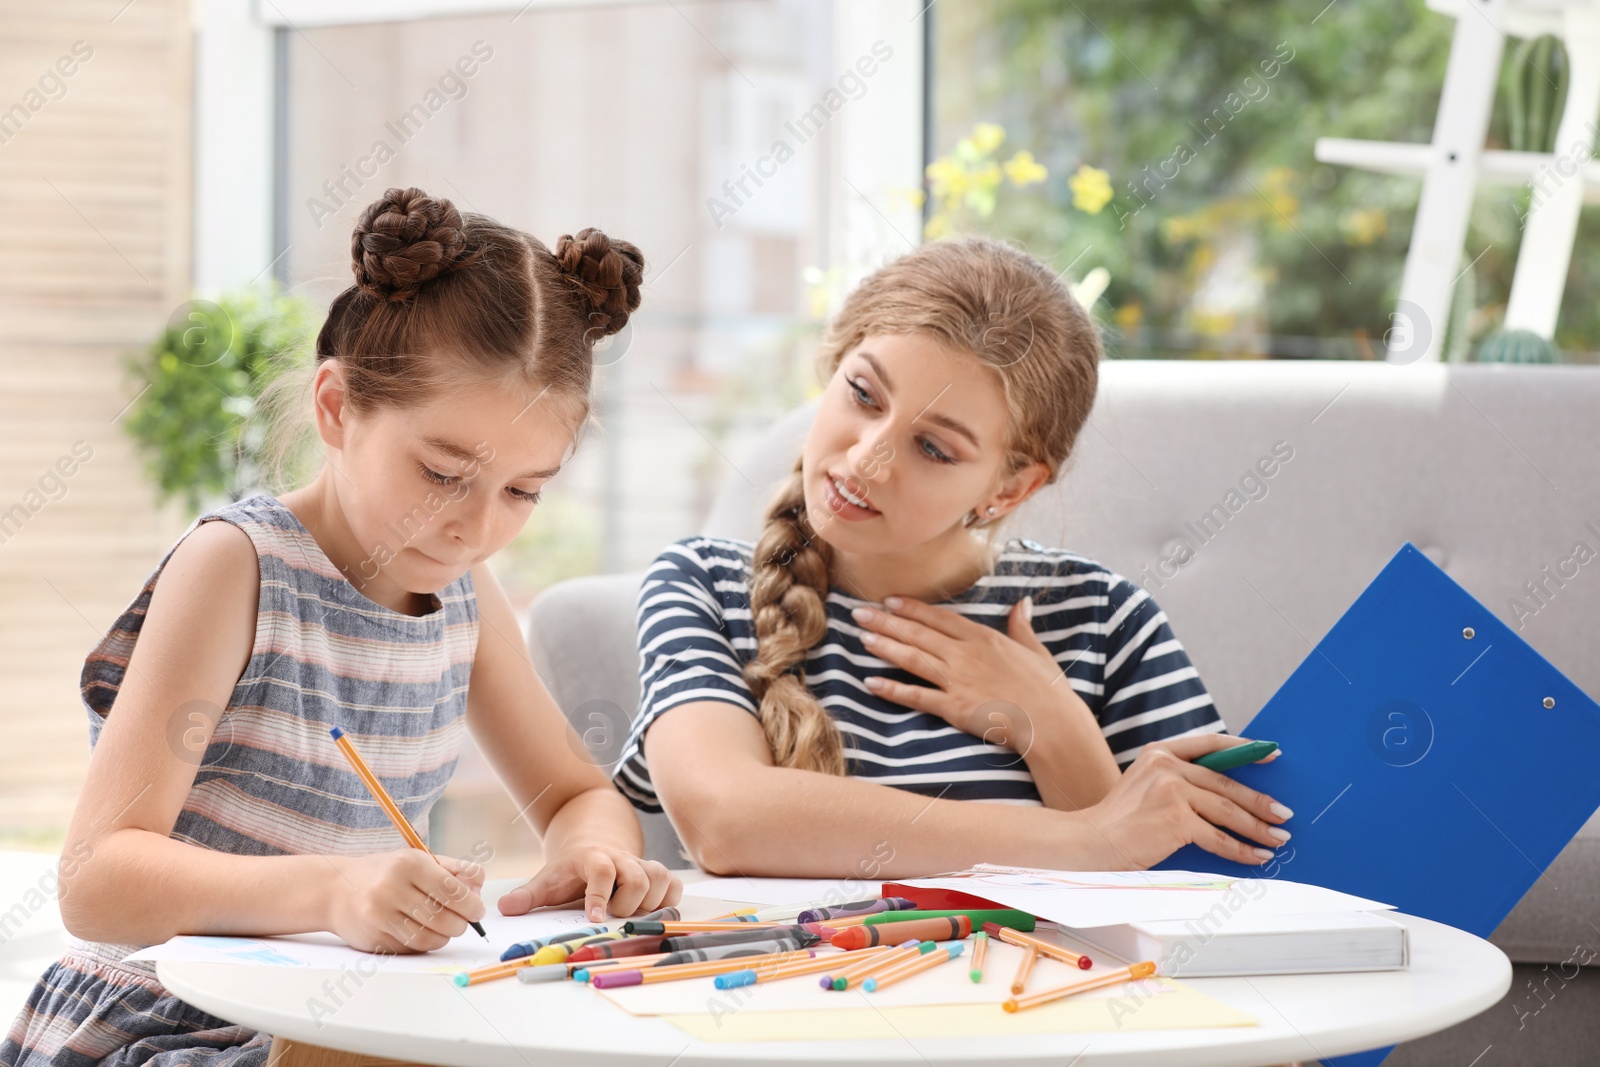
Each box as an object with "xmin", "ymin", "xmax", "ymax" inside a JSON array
[{"xmin": 662, "ymin": 977, "xmax": 1257, "ymax": 1042}]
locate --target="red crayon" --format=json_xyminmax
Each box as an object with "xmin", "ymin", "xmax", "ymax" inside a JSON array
[
  {"xmin": 831, "ymin": 915, "xmax": 971, "ymax": 950},
  {"xmin": 566, "ymin": 934, "xmax": 670, "ymax": 963}
]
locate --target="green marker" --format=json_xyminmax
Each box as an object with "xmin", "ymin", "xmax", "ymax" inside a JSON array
[
  {"xmin": 1194, "ymin": 739, "xmax": 1278, "ymax": 773},
  {"xmin": 860, "ymin": 908, "xmax": 1035, "ymax": 931}
]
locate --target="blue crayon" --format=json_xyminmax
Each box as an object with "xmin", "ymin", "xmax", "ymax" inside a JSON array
[{"xmin": 499, "ymin": 924, "xmax": 606, "ymax": 962}]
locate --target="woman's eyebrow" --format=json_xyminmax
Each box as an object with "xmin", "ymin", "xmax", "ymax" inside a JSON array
[
  {"xmin": 857, "ymin": 353, "xmax": 980, "ymax": 449},
  {"xmin": 424, "ymin": 436, "xmax": 560, "ymax": 479}
]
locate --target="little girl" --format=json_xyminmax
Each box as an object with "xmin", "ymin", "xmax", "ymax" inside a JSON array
[
  {"xmin": 615, "ymin": 236, "xmax": 1292, "ymax": 878},
  {"xmin": 4, "ymin": 188, "xmax": 679, "ymax": 1065}
]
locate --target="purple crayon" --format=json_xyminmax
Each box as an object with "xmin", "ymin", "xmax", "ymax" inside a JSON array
[{"xmin": 796, "ymin": 897, "xmax": 917, "ymax": 925}]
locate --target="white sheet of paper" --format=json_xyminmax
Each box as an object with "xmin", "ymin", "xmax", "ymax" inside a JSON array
[
  {"xmin": 897, "ymin": 864, "xmax": 1394, "ymax": 928},
  {"xmin": 686, "ymin": 876, "xmax": 880, "ymax": 908},
  {"xmin": 124, "ymin": 881, "xmax": 602, "ymax": 975}
]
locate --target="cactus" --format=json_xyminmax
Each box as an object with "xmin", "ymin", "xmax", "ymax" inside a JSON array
[
  {"xmin": 1507, "ymin": 35, "xmax": 1570, "ymax": 153},
  {"xmin": 1474, "ymin": 328, "xmax": 1560, "ymax": 363}
]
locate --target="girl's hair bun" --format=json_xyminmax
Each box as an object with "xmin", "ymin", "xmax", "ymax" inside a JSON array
[
  {"xmin": 554, "ymin": 228, "xmax": 645, "ymax": 338},
  {"xmin": 351, "ymin": 187, "xmax": 480, "ymax": 302}
]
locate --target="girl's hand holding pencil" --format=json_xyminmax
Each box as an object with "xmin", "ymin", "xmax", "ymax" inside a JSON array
[{"xmin": 323, "ymin": 849, "xmax": 487, "ymax": 954}]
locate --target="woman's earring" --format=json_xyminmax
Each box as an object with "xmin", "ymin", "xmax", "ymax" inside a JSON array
[{"xmin": 986, "ymin": 506, "xmax": 997, "ymax": 517}]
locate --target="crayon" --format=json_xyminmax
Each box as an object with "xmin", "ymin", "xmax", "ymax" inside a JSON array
[
  {"xmin": 796, "ymin": 897, "xmax": 916, "ymax": 924},
  {"xmin": 830, "ymin": 915, "xmax": 970, "ymax": 950},
  {"xmin": 565, "ymin": 934, "xmax": 669, "ymax": 963},
  {"xmin": 500, "ymin": 924, "xmax": 607, "ymax": 962},
  {"xmin": 513, "ymin": 963, "xmax": 570, "ymax": 984},
  {"xmin": 527, "ymin": 930, "xmax": 628, "ymax": 967},
  {"xmin": 662, "ymin": 925, "xmax": 830, "ymax": 952},
  {"xmin": 862, "ymin": 908, "xmax": 1035, "ymax": 931}
]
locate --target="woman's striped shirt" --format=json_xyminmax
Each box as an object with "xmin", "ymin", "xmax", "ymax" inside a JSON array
[{"xmin": 614, "ymin": 535, "xmax": 1224, "ymax": 810}]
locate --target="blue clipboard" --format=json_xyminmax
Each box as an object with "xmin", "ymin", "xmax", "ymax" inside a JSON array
[{"xmin": 1156, "ymin": 543, "xmax": 1600, "ymax": 1067}]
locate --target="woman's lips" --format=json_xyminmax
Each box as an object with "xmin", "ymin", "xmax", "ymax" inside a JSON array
[{"xmin": 824, "ymin": 473, "xmax": 880, "ymax": 521}]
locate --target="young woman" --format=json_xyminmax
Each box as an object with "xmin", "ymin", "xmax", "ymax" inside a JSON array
[
  {"xmin": 4, "ymin": 188, "xmax": 678, "ymax": 1065},
  {"xmin": 614, "ymin": 236, "xmax": 1292, "ymax": 878}
]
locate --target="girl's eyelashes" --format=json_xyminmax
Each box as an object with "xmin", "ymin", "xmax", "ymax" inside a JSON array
[
  {"xmin": 417, "ymin": 462, "xmax": 541, "ymax": 504},
  {"xmin": 419, "ymin": 462, "xmax": 457, "ymax": 486},
  {"xmin": 846, "ymin": 374, "xmax": 957, "ymax": 465}
]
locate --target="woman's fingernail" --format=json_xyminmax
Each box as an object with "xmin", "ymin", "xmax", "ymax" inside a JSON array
[
  {"xmin": 1022, "ymin": 596, "xmax": 1033, "ymax": 622},
  {"xmin": 864, "ymin": 676, "xmax": 884, "ymax": 689},
  {"xmin": 1270, "ymin": 802, "xmax": 1294, "ymax": 819},
  {"xmin": 1269, "ymin": 827, "xmax": 1291, "ymax": 841},
  {"xmin": 883, "ymin": 596, "xmax": 902, "ymax": 610},
  {"xmin": 860, "ymin": 632, "xmax": 878, "ymax": 645},
  {"xmin": 851, "ymin": 607, "xmax": 875, "ymax": 624},
  {"xmin": 1253, "ymin": 847, "xmax": 1276, "ymax": 861}
]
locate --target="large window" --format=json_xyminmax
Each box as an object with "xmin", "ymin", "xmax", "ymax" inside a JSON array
[
  {"xmin": 275, "ymin": 1, "xmax": 923, "ymax": 598},
  {"xmin": 930, "ymin": 1, "xmax": 1600, "ymax": 362}
]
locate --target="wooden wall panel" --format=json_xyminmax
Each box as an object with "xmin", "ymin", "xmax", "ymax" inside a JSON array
[{"xmin": 0, "ymin": 0, "xmax": 193, "ymax": 839}]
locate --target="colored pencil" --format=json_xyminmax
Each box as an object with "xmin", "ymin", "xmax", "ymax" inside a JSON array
[
  {"xmin": 1003, "ymin": 961, "xmax": 1158, "ymax": 1012},
  {"xmin": 1011, "ymin": 945, "xmax": 1038, "ymax": 995},
  {"xmin": 714, "ymin": 946, "xmax": 893, "ymax": 989},
  {"xmin": 329, "ymin": 726, "xmax": 487, "ymax": 940},
  {"xmin": 828, "ymin": 941, "xmax": 927, "ymax": 991},
  {"xmin": 590, "ymin": 949, "xmax": 815, "ymax": 988},
  {"xmin": 863, "ymin": 941, "xmax": 965, "ymax": 992},
  {"xmin": 983, "ymin": 922, "xmax": 1093, "ymax": 971}
]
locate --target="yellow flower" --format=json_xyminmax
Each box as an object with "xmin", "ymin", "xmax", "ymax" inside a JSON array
[
  {"xmin": 1003, "ymin": 150, "xmax": 1048, "ymax": 188},
  {"xmin": 1069, "ymin": 164, "xmax": 1113, "ymax": 215},
  {"xmin": 924, "ymin": 213, "xmax": 952, "ymax": 240},
  {"xmin": 1340, "ymin": 207, "xmax": 1388, "ymax": 246},
  {"xmin": 971, "ymin": 122, "xmax": 1006, "ymax": 155}
]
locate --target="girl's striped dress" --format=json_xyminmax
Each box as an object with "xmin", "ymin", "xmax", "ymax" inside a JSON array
[
  {"xmin": 615, "ymin": 535, "xmax": 1224, "ymax": 809},
  {"xmin": 3, "ymin": 494, "xmax": 479, "ymax": 1066}
]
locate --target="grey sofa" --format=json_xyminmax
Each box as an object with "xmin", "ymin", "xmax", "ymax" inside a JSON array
[{"xmin": 526, "ymin": 359, "xmax": 1600, "ymax": 1065}]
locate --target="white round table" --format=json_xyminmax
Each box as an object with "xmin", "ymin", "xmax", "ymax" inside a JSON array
[{"xmin": 158, "ymin": 877, "xmax": 1511, "ymax": 1067}]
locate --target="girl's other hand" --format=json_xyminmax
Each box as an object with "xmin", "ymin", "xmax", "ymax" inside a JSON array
[
  {"xmin": 496, "ymin": 847, "xmax": 682, "ymax": 922},
  {"xmin": 324, "ymin": 848, "xmax": 487, "ymax": 954},
  {"xmin": 1083, "ymin": 734, "xmax": 1293, "ymax": 870}
]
